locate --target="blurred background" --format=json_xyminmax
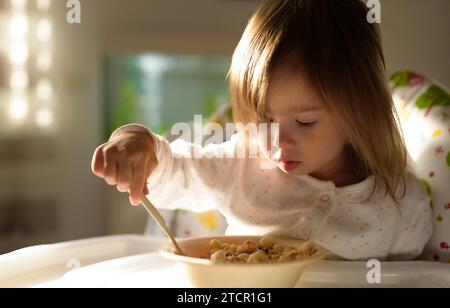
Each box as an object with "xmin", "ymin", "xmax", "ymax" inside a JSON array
[{"xmin": 0, "ymin": 0, "xmax": 448, "ymax": 254}]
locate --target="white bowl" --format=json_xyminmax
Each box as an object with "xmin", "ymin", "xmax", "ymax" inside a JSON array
[{"xmin": 159, "ymin": 235, "xmax": 327, "ymax": 288}]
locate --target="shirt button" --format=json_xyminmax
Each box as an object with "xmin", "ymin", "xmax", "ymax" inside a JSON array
[{"xmin": 321, "ymin": 193, "xmax": 330, "ymax": 202}]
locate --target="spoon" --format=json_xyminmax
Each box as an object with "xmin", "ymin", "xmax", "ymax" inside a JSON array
[{"xmin": 140, "ymin": 197, "xmax": 187, "ymax": 256}]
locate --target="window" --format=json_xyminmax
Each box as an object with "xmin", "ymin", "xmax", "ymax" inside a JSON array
[{"xmin": 105, "ymin": 53, "xmax": 230, "ymax": 139}]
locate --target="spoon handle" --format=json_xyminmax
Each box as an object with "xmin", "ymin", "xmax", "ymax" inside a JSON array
[{"xmin": 141, "ymin": 197, "xmax": 186, "ymax": 256}]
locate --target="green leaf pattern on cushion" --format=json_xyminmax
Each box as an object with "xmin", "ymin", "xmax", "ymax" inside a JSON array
[
  {"xmin": 415, "ymin": 85, "xmax": 450, "ymax": 117},
  {"xmin": 416, "ymin": 85, "xmax": 450, "ymax": 109},
  {"xmin": 420, "ymin": 179, "xmax": 432, "ymax": 196},
  {"xmin": 390, "ymin": 71, "xmax": 409, "ymax": 87}
]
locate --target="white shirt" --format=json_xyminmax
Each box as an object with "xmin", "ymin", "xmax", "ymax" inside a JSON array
[{"xmin": 112, "ymin": 124, "xmax": 433, "ymax": 261}]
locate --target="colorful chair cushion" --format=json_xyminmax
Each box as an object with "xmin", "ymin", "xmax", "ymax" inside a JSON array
[{"xmin": 390, "ymin": 70, "xmax": 450, "ymax": 263}]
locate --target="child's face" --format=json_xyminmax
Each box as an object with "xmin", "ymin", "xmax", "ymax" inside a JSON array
[{"xmin": 263, "ymin": 64, "xmax": 349, "ymax": 180}]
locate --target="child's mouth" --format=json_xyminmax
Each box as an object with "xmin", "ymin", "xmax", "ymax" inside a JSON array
[{"xmin": 278, "ymin": 160, "xmax": 300, "ymax": 172}]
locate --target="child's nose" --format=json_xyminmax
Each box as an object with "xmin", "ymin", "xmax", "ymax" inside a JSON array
[{"xmin": 279, "ymin": 130, "xmax": 296, "ymax": 149}]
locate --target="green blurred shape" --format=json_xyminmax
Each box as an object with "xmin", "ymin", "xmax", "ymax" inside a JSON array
[
  {"xmin": 107, "ymin": 82, "xmax": 138, "ymax": 139},
  {"xmin": 390, "ymin": 71, "xmax": 410, "ymax": 87}
]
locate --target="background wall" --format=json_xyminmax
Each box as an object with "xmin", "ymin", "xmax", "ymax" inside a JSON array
[{"xmin": 381, "ymin": 0, "xmax": 450, "ymax": 86}]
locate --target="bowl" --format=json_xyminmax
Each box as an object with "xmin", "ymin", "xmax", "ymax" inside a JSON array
[{"xmin": 159, "ymin": 235, "xmax": 327, "ymax": 288}]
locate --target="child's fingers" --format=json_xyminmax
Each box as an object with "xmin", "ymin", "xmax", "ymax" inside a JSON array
[
  {"xmin": 91, "ymin": 144, "xmax": 105, "ymax": 177},
  {"xmin": 129, "ymin": 159, "xmax": 148, "ymax": 206},
  {"xmin": 103, "ymin": 150, "xmax": 118, "ymax": 185},
  {"xmin": 143, "ymin": 186, "xmax": 149, "ymax": 195},
  {"xmin": 117, "ymin": 160, "xmax": 132, "ymax": 193}
]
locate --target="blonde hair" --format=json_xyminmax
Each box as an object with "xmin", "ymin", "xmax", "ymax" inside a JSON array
[{"xmin": 228, "ymin": 0, "xmax": 408, "ymax": 201}]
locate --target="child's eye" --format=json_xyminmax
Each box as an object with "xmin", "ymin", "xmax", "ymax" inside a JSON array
[{"xmin": 296, "ymin": 120, "xmax": 317, "ymax": 128}]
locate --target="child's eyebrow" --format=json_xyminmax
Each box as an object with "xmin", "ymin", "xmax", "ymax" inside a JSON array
[
  {"xmin": 266, "ymin": 105, "xmax": 323, "ymax": 114},
  {"xmin": 296, "ymin": 106, "xmax": 323, "ymax": 113}
]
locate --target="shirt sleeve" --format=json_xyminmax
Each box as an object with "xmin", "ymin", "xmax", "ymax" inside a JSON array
[
  {"xmin": 110, "ymin": 123, "xmax": 241, "ymax": 213},
  {"xmin": 387, "ymin": 172, "xmax": 433, "ymax": 260}
]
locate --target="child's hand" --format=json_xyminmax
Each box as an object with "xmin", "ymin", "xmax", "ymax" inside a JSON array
[{"xmin": 91, "ymin": 131, "xmax": 158, "ymax": 206}]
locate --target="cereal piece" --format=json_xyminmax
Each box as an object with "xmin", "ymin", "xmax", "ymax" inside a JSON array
[
  {"xmin": 229, "ymin": 244, "xmax": 237, "ymax": 253},
  {"xmin": 298, "ymin": 241, "xmax": 317, "ymax": 256},
  {"xmin": 209, "ymin": 239, "xmax": 222, "ymax": 250},
  {"xmin": 211, "ymin": 250, "xmax": 226, "ymax": 263},
  {"xmin": 238, "ymin": 253, "xmax": 249, "ymax": 261},
  {"xmin": 228, "ymin": 256, "xmax": 242, "ymax": 263},
  {"xmin": 281, "ymin": 247, "xmax": 297, "ymax": 257},
  {"xmin": 272, "ymin": 243, "xmax": 285, "ymax": 254},
  {"xmin": 277, "ymin": 254, "xmax": 293, "ymax": 263},
  {"xmin": 237, "ymin": 240, "xmax": 258, "ymax": 254},
  {"xmin": 259, "ymin": 236, "xmax": 275, "ymax": 249},
  {"xmin": 210, "ymin": 248, "xmax": 221, "ymax": 255},
  {"xmin": 247, "ymin": 250, "xmax": 268, "ymax": 264},
  {"xmin": 270, "ymin": 254, "xmax": 281, "ymax": 262}
]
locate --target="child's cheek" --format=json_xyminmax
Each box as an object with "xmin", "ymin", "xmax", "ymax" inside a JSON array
[{"xmin": 255, "ymin": 135, "xmax": 279, "ymax": 162}]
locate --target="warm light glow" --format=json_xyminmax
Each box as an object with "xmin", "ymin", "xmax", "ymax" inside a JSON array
[
  {"xmin": 9, "ymin": 14, "xmax": 28, "ymax": 38},
  {"xmin": 37, "ymin": 50, "xmax": 52, "ymax": 71},
  {"xmin": 9, "ymin": 96, "xmax": 29, "ymax": 120},
  {"xmin": 37, "ymin": 0, "xmax": 51, "ymax": 11},
  {"xmin": 10, "ymin": 0, "xmax": 26, "ymax": 10},
  {"xmin": 36, "ymin": 108, "xmax": 54, "ymax": 127},
  {"xmin": 36, "ymin": 79, "xmax": 53, "ymax": 101},
  {"xmin": 9, "ymin": 43, "xmax": 29, "ymax": 65},
  {"xmin": 10, "ymin": 69, "xmax": 29, "ymax": 91},
  {"xmin": 36, "ymin": 19, "xmax": 52, "ymax": 42}
]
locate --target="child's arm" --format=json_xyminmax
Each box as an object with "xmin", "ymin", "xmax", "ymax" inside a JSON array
[{"xmin": 92, "ymin": 123, "xmax": 239, "ymax": 212}]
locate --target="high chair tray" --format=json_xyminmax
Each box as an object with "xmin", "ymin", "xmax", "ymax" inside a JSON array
[{"xmin": 0, "ymin": 235, "xmax": 448, "ymax": 288}]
